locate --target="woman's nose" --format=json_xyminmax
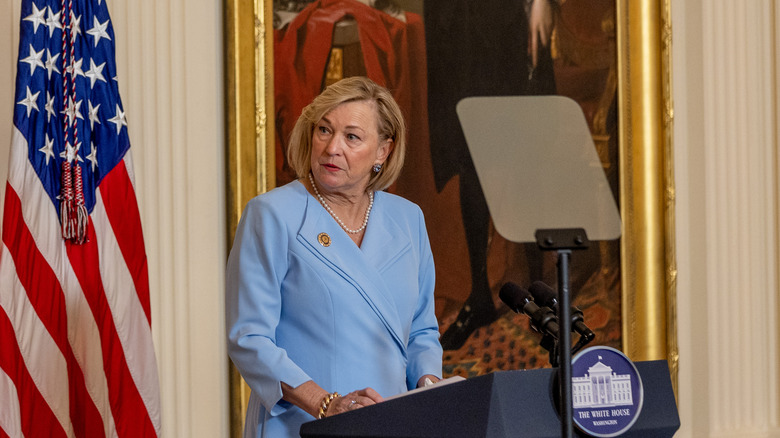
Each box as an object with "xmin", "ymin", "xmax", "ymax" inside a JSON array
[{"xmin": 324, "ymin": 135, "xmax": 342, "ymax": 154}]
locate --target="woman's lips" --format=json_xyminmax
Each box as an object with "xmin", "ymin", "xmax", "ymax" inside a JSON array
[{"xmin": 322, "ymin": 163, "xmax": 339, "ymax": 170}]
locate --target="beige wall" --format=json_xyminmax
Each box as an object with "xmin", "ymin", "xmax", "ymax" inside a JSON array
[
  {"xmin": 673, "ymin": 0, "xmax": 780, "ymax": 436},
  {"xmin": 0, "ymin": 1, "xmax": 18, "ymax": 216},
  {"xmin": 3, "ymin": 0, "xmax": 780, "ymax": 437},
  {"xmin": 0, "ymin": 0, "xmax": 228, "ymax": 436}
]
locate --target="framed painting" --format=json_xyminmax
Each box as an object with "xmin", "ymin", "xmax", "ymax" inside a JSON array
[{"xmin": 225, "ymin": 0, "xmax": 675, "ymax": 435}]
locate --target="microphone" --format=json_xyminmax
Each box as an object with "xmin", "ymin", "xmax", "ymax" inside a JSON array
[
  {"xmin": 529, "ymin": 281, "xmax": 595, "ymax": 343},
  {"xmin": 499, "ymin": 282, "xmax": 559, "ymax": 339}
]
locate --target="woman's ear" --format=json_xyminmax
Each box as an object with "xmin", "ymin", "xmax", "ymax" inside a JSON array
[{"xmin": 377, "ymin": 138, "xmax": 393, "ymax": 163}]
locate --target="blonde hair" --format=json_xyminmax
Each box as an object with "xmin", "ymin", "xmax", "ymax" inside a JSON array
[{"xmin": 286, "ymin": 76, "xmax": 406, "ymax": 192}]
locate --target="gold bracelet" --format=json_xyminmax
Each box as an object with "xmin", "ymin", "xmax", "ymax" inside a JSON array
[{"xmin": 318, "ymin": 392, "xmax": 341, "ymax": 419}]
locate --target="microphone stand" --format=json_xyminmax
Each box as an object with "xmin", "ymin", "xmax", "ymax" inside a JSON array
[
  {"xmin": 540, "ymin": 333, "xmax": 559, "ymax": 367},
  {"xmin": 535, "ymin": 228, "xmax": 590, "ymax": 438}
]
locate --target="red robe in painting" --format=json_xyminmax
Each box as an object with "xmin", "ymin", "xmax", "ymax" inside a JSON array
[{"xmin": 273, "ymin": 0, "xmax": 428, "ymax": 187}]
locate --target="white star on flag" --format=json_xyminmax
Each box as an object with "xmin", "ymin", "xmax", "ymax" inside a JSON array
[
  {"xmin": 45, "ymin": 49, "xmax": 61, "ymax": 79},
  {"xmin": 85, "ymin": 59, "xmax": 107, "ymax": 88},
  {"xmin": 21, "ymin": 44, "xmax": 45, "ymax": 75},
  {"xmin": 23, "ymin": 2, "xmax": 46, "ymax": 33},
  {"xmin": 61, "ymin": 98, "xmax": 84, "ymax": 125},
  {"xmin": 38, "ymin": 133, "xmax": 56, "ymax": 165},
  {"xmin": 86, "ymin": 142, "xmax": 99, "ymax": 171},
  {"xmin": 45, "ymin": 91, "xmax": 56, "ymax": 122},
  {"xmin": 17, "ymin": 86, "xmax": 40, "ymax": 117},
  {"xmin": 108, "ymin": 104, "xmax": 127, "ymax": 134},
  {"xmin": 45, "ymin": 6, "xmax": 63, "ymax": 37},
  {"xmin": 66, "ymin": 57, "xmax": 86, "ymax": 78},
  {"xmin": 87, "ymin": 16, "xmax": 111, "ymax": 47},
  {"xmin": 70, "ymin": 11, "xmax": 83, "ymax": 37},
  {"xmin": 88, "ymin": 100, "xmax": 101, "ymax": 129},
  {"xmin": 59, "ymin": 141, "xmax": 84, "ymax": 164}
]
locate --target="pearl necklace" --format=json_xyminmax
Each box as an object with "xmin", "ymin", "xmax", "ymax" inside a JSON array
[{"xmin": 308, "ymin": 173, "xmax": 374, "ymax": 234}]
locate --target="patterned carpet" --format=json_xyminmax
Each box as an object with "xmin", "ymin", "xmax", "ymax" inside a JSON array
[
  {"xmin": 442, "ymin": 311, "xmax": 552, "ymax": 377},
  {"xmin": 440, "ymin": 261, "xmax": 622, "ymax": 378}
]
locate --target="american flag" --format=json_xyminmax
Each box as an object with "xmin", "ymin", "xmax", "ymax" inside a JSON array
[{"xmin": 0, "ymin": 0, "xmax": 161, "ymax": 436}]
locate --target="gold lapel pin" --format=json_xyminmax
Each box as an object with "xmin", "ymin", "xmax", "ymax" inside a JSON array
[{"xmin": 317, "ymin": 232, "xmax": 331, "ymax": 247}]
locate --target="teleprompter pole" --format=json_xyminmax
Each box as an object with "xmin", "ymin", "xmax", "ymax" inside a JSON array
[
  {"xmin": 557, "ymin": 249, "xmax": 573, "ymax": 438},
  {"xmin": 535, "ymin": 228, "xmax": 590, "ymax": 438}
]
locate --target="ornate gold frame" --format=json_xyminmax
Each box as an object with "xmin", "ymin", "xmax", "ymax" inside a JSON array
[
  {"xmin": 224, "ymin": 0, "xmax": 677, "ymax": 434},
  {"xmin": 615, "ymin": 0, "xmax": 677, "ymax": 374},
  {"xmin": 224, "ymin": 0, "xmax": 274, "ymax": 432}
]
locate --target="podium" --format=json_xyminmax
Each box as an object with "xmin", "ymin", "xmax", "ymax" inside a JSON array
[{"xmin": 300, "ymin": 360, "xmax": 679, "ymax": 438}]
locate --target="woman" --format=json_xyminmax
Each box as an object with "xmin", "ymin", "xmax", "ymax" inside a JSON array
[{"xmin": 226, "ymin": 76, "xmax": 443, "ymax": 438}]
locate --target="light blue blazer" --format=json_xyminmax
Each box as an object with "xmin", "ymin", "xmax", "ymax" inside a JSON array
[{"xmin": 226, "ymin": 180, "xmax": 443, "ymax": 438}]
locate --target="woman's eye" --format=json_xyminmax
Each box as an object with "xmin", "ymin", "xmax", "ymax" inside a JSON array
[
  {"xmin": 346, "ymin": 133, "xmax": 360, "ymax": 141},
  {"xmin": 317, "ymin": 126, "xmax": 329, "ymax": 134}
]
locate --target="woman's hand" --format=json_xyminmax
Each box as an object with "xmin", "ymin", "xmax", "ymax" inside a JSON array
[
  {"xmin": 416, "ymin": 374, "xmax": 441, "ymax": 388},
  {"xmin": 324, "ymin": 387, "xmax": 384, "ymax": 417}
]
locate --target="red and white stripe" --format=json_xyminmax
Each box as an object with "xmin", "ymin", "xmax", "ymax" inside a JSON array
[{"xmin": 0, "ymin": 127, "xmax": 161, "ymax": 437}]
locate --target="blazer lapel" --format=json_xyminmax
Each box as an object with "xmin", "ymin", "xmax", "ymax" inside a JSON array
[
  {"xmin": 297, "ymin": 193, "xmax": 409, "ymax": 354},
  {"xmin": 359, "ymin": 199, "xmax": 411, "ymax": 274}
]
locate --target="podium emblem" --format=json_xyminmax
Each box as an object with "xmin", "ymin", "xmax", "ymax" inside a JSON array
[{"xmin": 571, "ymin": 346, "xmax": 643, "ymax": 437}]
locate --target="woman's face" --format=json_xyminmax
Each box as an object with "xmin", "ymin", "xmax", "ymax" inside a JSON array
[{"xmin": 310, "ymin": 100, "xmax": 391, "ymax": 196}]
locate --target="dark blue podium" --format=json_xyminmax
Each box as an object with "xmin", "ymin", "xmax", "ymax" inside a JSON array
[{"xmin": 300, "ymin": 360, "xmax": 679, "ymax": 438}]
